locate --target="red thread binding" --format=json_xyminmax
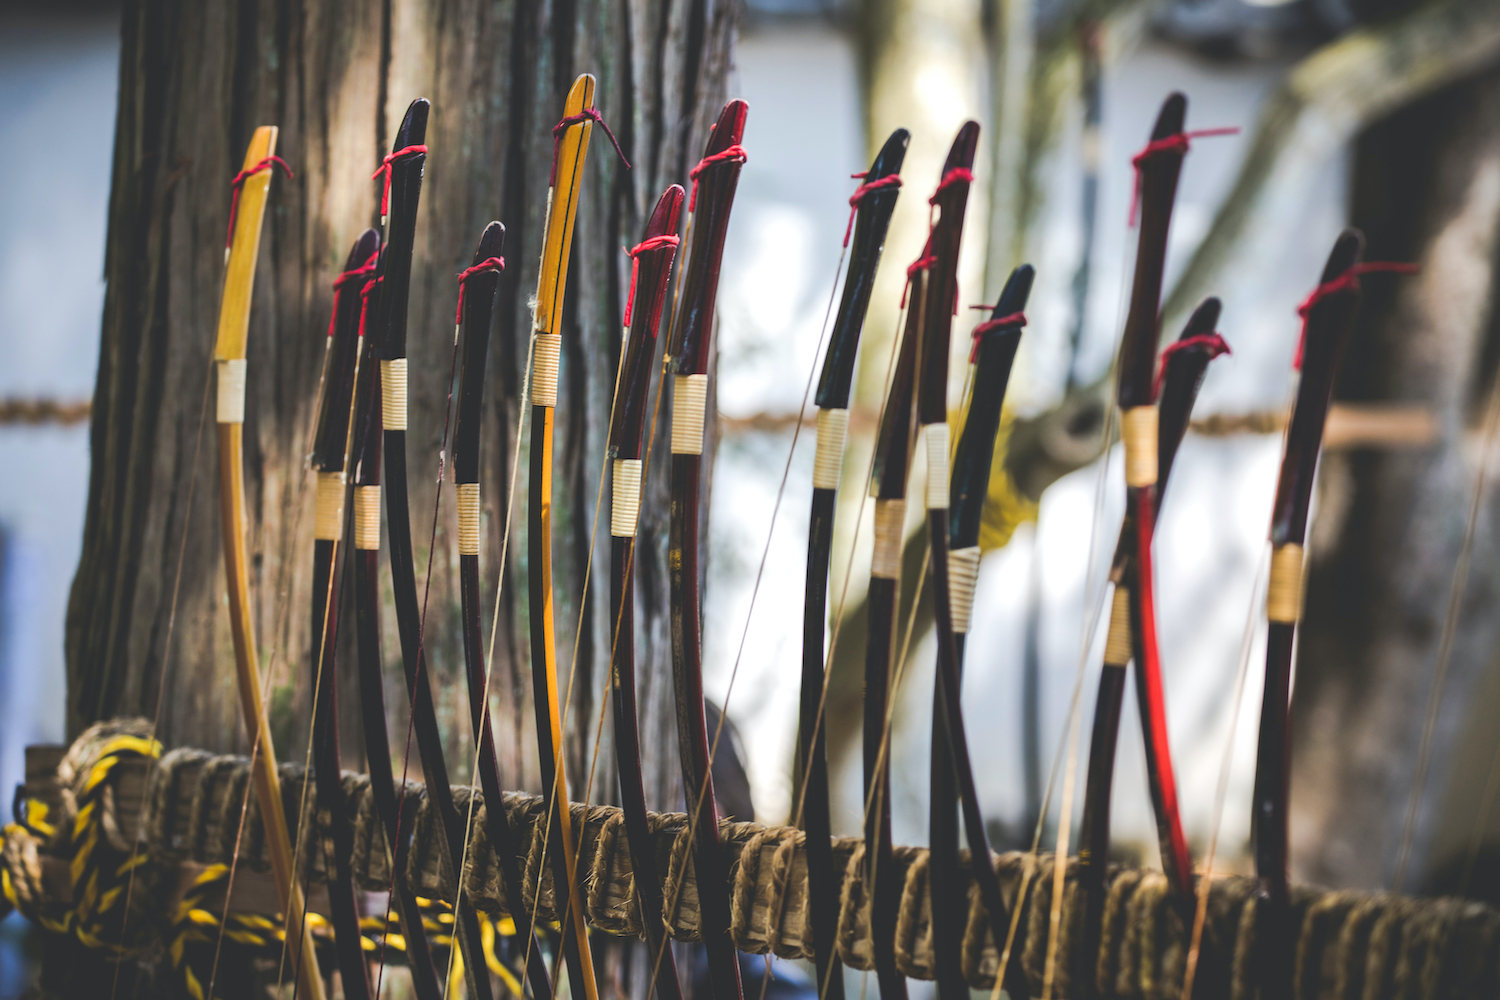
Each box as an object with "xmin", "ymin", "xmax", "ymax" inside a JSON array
[
  {"xmin": 688, "ymin": 144, "xmax": 748, "ymax": 212},
  {"xmin": 1292, "ymin": 262, "xmax": 1418, "ymax": 369},
  {"xmin": 329, "ymin": 250, "xmax": 380, "ymax": 339},
  {"xmin": 929, "ymin": 167, "xmax": 974, "ymax": 206},
  {"xmin": 1153, "ymin": 332, "xmax": 1230, "ymax": 397},
  {"xmin": 1128, "ymin": 127, "xmax": 1239, "ymax": 225},
  {"xmin": 966, "ymin": 308, "xmax": 1027, "ymax": 362},
  {"xmin": 551, "ymin": 108, "xmax": 630, "ymax": 185},
  {"xmin": 372, "ymin": 145, "xmax": 427, "ymax": 220},
  {"xmin": 455, "ymin": 256, "xmax": 506, "ymax": 326},
  {"xmin": 844, "ymin": 171, "xmax": 902, "ymax": 247},
  {"xmin": 227, "ymin": 155, "xmax": 293, "ymax": 249},
  {"xmin": 622, "ymin": 234, "xmax": 681, "ymax": 328},
  {"xmin": 358, "ymin": 276, "xmax": 382, "ymax": 341},
  {"xmin": 901, "ymin": 250, "xmax": 937, "ymax": 308}
]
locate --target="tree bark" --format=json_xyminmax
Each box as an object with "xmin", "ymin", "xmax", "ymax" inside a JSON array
[
  {"xmin": 66, "ymin": 0, "xmax": 734, "ymax": 853},
  {"xmin": 1292, "ymin": 60, "xmax": 1500, "ymax": 893}
]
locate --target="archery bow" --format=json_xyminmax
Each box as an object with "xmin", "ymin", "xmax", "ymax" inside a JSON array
[
  {"xmin": 527, "ymin": 73, "xmax": 606, "ymax": 1000},
  {"xmin": 1251, "ymin": 229, "xmax": 1369, "ymax": 994},
  {"xmin": 797, "ymin": 127, "xmax": 907, "ymax": 1000},
  {"xmin": 1112, "ymin": 92, "xmax": 1197, "ymax": 905},
  {"xmin": 609, "ymin": 185, "xmax": 685, "ymax": 1000},
  {"xmin": 451, "ymin": 222, "xmax": 556, "ymax": 1000},
  {"xmin": 348, "ymin": 248, "xmax": 444, "ymax": 1000},
  {"xmin": 1075, "ymin": 297, "xmax": 1229, "ymax": 999},
  {"xmin": 929, "ymin": 264, "xmax": 1031, "ymax": 1000},
  {"xmin": 665, "ymin": 98, "xmax": 749, "ymax": 1000},
  {"xmin": 372, "ymin": 98, "xmax": 495, "ymax": 1000},
  {"xmin": 306, "ymin": 229, "xmax": 381, "ymax": 1000},
  {"xmin": 212, "ymin": 126, "xmax": 325, "ymax": 1000}
]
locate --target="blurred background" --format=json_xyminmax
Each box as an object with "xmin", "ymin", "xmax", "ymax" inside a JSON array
[{"xmin": 5, "ymin": 0, "xmax": 1500, "ymax": 994}]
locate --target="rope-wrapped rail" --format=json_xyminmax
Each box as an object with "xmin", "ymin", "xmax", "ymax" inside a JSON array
[{"xmin": 9, "ymin": 722, "xmax": 1500, "ymax": 998}]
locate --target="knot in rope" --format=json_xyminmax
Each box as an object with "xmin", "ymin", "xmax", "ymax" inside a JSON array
[
  {"xmin": 844, "ymin": 172, "xmax": 902, "ymax": 247},
  {"xmin": 1293, "ymin": 261, "xmax": 1418, "ymax": 368},
  {"xmin": 550, "ymin": 108, "xmax": 630, "ymax": 185},
  {"xmin": 966, "ymin": 308, "xmax": 1027, "ymax": 362},
  {"xmin": 1153, "ymin": 331, "xmax": 1230, "ymax": 396},
  {"xmin": 227, "ymin": 155, "xmax": 293, "ymax": 250},
  {"xmin": 622, "ymin": 234, "xmax": 681, "ymax": 328},
  {"xmin": 454, "ymin": 256, "xmax": 505, "ymax": 326},
  {"xmin": 371, "ymin": 145, "xmax": 427, "ymax": 220},
  {"xmin": 1128, "ymin": 127, "xmax": 1238, "ymax": 225},
  {"xmin": 328, "ymin": 251, "xmax": 380, "ymax": 339},
  {"xmin": 689, "ymin": 144, "xmax": 748, "ymax": 211}
]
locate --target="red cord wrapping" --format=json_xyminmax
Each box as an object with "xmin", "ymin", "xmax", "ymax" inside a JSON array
[
  {"xmin": 1128, "ymin": 127, "xmax": 1239, "ymax": 225},
  {"xmin": 1152, "ymin": 331, "xmax": 1230, "ymax": 397},
  {"xmin": 843, "ymin": 171, "xmax": 902, "ymax": 247},
  {"xmin": 454, "ymin": 257, "xmax": 505, "ymax": 326},
  {"xmin": 966, "ymin": 309, "xmax": 1027, "ymax": 362},
  {"xmin": 328, "ymin": 250, "xmax": 380, "ymax": 340},
  {"xmin": 622, "ymin": 235, "xmax": 681, "ymax": 328},
  {"xmin": 227, "ymin": 155, "xmax": 293, "ymax": 249},
  {"xmin": 358, "ymin": 276, "xmax": 382, "ymax": 341},
  {"xmin": 688, "ymin": 144, "xmax": 748, "ymax": 211},
  {"xmin": 929, "ymin": 167, "xmax": 973, "ymax": 205},
  {"xmin": 550, "ymin": 108, "xmax": 630, "ymax": 185},
  {"xmin": 371, "ymin": 145, "xmax": 428, "ymax": 219},
  {"xmin": 900, "ymin": 251, "xmax": 937, "ymax": 308},
  {"xmin": 1292, "ymin": 262, "xmax": 1418, "ymax": 369}
]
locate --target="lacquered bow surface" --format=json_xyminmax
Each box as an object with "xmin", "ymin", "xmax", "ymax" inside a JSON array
[
  {"xmin": 664, "ymin": 98, "xmax": 749, "ymax": 1000},
  {"xmin": 798, "ymin": 127, "xmax": 907, "ymax": 1000},
  {"xmin": 211, "ymin": 125, "xmax": 325, "ymax": 1000},
  {"xmin": 609, "ymin": 185, "xmax": 685, "ymax": 1000}
]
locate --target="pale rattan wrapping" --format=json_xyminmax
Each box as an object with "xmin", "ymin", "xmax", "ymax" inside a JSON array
[
  {"xmin": 924, "ymin": 423, "xmax": 950, "ymax": 510},
  {"xmin": 611, "ymin": 459, "xmax": 642, "ymax": 538},
  {"xmin": 456, "ymin": 483, "xmax": 481, "ymax": 556},
  {"xmin": 872, "ymin": 499, "xmax": 906, "ymax": 580},
  {"xmin": 313, "ymin": 472, "xmax": 345, "ymax": 542},
  {"xmin": 948, "ymin": 546, "xmax": 981, "ymax": 634},
  {"xmin": 672, "ymin": 374, "xmax": 708, "ymax": 455},
  {"xmin": 380, "ymin": 359, "xmax": 408, "ymax": 431},
  {"xmin": 1121, "ymin": 406, "xmax": 1158, "ymax": 488},
  {"xmin": 1267, "ymin": 542, "xmax": 1305, "ymax": 624},
  {"xmin": 216, "ymin": 359, "xmax": 247, "ymax": 424},
  {"xmin": 354, "ymin": 486, "xmax": 381, "ymax": 551},
  {"xmin": 531, "ymin": 333, "xmax": 560, "ymax": 408},
  {"xmin": 813, "ymin": 408, "xmax": 849, "ymax": 490},
  {"xmin": 1104, "ymin": 586, "xmax": 1132, "ymax": 666}
]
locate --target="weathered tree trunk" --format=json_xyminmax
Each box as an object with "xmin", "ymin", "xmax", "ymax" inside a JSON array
[
  {"xmin": 1293, "ymin": 61, "xmax": 1500, "ymax": 894},
  {"xmin": 65, "ymin": 0, "xmax": 733, "ymax": 876}
]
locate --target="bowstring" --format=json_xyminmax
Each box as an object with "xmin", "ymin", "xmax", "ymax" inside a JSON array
[
  {"xmin": 1181, "ymin": 543, "xmax": 1269, "ymax": 1000},
  {"xmin": 277, "ymin": 309, "xmax": 371, "ymax": 998},
  {"xmin": 1392, "ymin": 371, "xmax": 1500, "ymax": 892},
  {"xmin": 106, "ymin": 349, "xmax": 214, "ymax": 1000},
  {"xmin": 438, "ymin": 328, "xmax": 539, "ymax": 998}
]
